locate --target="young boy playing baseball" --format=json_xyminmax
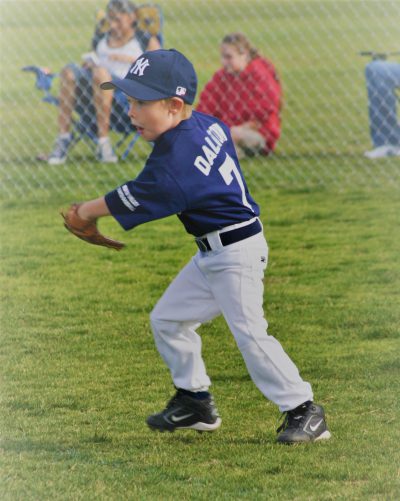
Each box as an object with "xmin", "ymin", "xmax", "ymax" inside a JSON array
[{"xmin": 62, "ymin": 49, "xmax": 331, "ymax": 444}]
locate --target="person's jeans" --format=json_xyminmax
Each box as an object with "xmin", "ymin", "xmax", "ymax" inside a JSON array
[{"xmin": 365, "ymin": 60, "xmax": 400, "ymax": 147}]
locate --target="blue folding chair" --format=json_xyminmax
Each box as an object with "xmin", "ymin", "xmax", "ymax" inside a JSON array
[{"xmin": 23, "ymin": 3, "xmax": 163, "ymax": 161}]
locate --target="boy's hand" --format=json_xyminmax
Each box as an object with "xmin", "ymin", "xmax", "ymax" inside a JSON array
[{"xmin": 61, "ymin": 203, "xmax": 125, "ymax": 251}]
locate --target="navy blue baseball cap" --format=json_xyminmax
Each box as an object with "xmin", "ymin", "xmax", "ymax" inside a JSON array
[{"xmin": 100, "ymin": 49, "xmax": 198, "ymax": 104}]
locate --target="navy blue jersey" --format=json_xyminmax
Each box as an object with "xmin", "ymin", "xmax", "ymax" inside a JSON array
[{"xmin": 105, "ymin": 111, "xmax": 260, "ymax": 237}]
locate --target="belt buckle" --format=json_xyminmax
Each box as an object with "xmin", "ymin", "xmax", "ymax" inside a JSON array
[{"xmin": 196, "ymin": 238, "xmax": 209, "ymax": 252}]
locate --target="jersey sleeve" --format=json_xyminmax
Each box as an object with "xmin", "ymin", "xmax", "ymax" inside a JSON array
[{"xmin": 104, "ymin": 158, "xmax": 188, "ymax": 231}]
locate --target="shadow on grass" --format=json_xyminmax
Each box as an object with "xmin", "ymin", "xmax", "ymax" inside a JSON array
[{"xmin": 0, "ymin": 431, "xmax": 279, "ymax": 458}]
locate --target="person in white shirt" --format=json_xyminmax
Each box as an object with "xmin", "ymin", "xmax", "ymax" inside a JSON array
[{"xmin": 48, "ymin": 0, "xmax": 160, "ymax": 164}]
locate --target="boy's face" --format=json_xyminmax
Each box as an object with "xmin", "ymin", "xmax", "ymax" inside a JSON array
[{"xmin": 127, "ymin": 98, "xmax": 179, "ymax": 142}]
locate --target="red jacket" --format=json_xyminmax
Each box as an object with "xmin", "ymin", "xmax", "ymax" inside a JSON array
[{"xmin": 196, "ymin": 56, "xmax": 282, "ymax": 153}]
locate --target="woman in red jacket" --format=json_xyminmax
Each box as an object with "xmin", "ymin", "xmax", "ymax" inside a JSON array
[{"xmin": 197, "ymin": 33, "xmax": 282, "ymax": 158}]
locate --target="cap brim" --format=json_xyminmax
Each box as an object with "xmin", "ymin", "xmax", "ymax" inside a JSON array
[{"xmin": 100, "ymin": 78, "xmax": 170, "ymax": 101}]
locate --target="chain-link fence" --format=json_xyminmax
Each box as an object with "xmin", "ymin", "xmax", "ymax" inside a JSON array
[{"xmin": 1, "ymin": 0, "xmax": 399, "ymax": 199}]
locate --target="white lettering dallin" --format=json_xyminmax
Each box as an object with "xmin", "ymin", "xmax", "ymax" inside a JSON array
[
  {"xmin": 205, "ymin": 136, "xmax": 220, "ymax": 154},
  {"xmin": 193, "ymin": 122, "xmax": 228, "ymax": 176},
  {"xmin": 194, "ymin": 156, "xmax": 211, "ymax": 175},
  {"xmin": 208, "ymin": 123, "xmax": 227, "ymax": 143},
  {"xmin": 202, "ymin": 145, "xmax": 217, "ymax": 164}
]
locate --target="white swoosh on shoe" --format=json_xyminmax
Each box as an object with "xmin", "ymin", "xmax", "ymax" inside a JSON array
[
  {"xmin": 170, "ymin": 413, "xmax": 195, "ymax": 423},
  {"xmin": 310, "ymin": 419, "xmax": 323, "ymax": 432}
]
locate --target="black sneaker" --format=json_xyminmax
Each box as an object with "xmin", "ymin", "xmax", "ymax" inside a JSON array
[
  {"xmin": 276, "ymin": 402, "xmax": 331, "ymax": 444},
  {"xmin": 146, "ymin": 390, "xmax": 222, "ymax": 433}
]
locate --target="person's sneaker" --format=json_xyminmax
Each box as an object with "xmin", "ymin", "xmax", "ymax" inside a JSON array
[
  {"xmin": 97, "ymin": 137, "xmax": 118, "ymax": 163},
  {"xmin": 146, "ymin": 389, "xmax": 222, "ymax": 433},
  {"xmin": 364, "ymin": 144, "xmax": 400, "ymax": 159},
  {"xmin": 48, "ymin": 135, "xmax": 72, "ymax": 165},
  {"xmin": 276, "ymin": 401, "xmax": 331, "ymax": 444}
]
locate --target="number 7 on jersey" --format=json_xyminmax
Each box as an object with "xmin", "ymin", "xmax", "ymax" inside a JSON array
[{"xmin": 218, "ymin": 153, "xmax": 254, "ymax": 211}]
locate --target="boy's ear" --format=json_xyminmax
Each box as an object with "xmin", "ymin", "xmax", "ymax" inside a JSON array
[{"xmin": 169, "ymin": 97, "xmax": 185, "ymax": 114}]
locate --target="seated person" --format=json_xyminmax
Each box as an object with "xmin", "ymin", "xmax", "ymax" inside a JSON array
[
  {"xmin": 48, "ymin": 0, "xmax": 161, "ymax": 165},
  {"xmin": 196, "ymin": 32, "xmax": 282, "ymax": 159},
  {"xmin": 364, "ymin": 58, "xmax": 400, "ymax": 159}
]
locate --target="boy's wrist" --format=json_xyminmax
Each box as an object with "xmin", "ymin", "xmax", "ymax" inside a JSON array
[
  {"xmin": 76, "ymin": 203, "xmax": 96, "ymax": 222},
  {"xmin": 76, "ymin": 197, "xmax": 110, "ymax": 221}
]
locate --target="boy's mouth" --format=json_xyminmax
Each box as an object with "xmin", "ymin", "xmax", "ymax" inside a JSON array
[{"xmin": 133, "ymin": 124, "xmax": 144, "ymax": 134}]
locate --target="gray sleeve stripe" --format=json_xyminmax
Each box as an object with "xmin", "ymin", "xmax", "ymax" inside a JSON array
[
  {"xmin": 122, "ymin": 184, "xmax": 140, "ymax": 207},
  {"xmin": 117, "ymin": 187, "xmax": 136, "ymax": 211}
]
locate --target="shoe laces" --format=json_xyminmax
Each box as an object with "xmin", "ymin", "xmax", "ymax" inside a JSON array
[
  {"xmin": 276, "ymin": 404, "xmax": 310, "ymax": 433},
  {"xmin": 163, "ymin": 391, "xmax": 183, "ymax": 411},
  {"xmin": 163, "ymin": 390, "xmax": 210, "ymax": 412}
]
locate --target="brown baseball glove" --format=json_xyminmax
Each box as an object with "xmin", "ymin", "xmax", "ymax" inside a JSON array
[{"xmin": 61, "ymin": 203, "xmax": 125, "ymax": 251}]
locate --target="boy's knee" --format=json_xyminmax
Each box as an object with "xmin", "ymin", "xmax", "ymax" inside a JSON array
[
  {"xmin": 150, "ymin": 307, "xmax": 166, "ymax": 334},
  {"xmin": 150, "ymin": 308, "xmax": 181, "ymax": 337}
]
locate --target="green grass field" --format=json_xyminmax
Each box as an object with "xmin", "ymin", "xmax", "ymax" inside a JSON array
[
  {"xmin": 1, "ymin": 0, "xmax": 400, "ymax": 499},
  {"xmin": 1, "ymin": 187, "xmax": 399, "ymax": 499}
]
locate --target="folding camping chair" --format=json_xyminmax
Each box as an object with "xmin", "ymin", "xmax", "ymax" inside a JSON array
[{"xmin": 23, "ymin": 3, "xmax": 163, "ymax": 161}]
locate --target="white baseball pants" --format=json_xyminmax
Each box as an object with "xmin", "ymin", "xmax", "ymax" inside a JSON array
[{"xmin": 150, "ymin": 227, "xmax": 313, "ymax": 412}]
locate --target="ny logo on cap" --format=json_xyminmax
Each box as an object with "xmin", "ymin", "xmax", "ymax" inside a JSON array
[{"xmin": 130, "ymin": 57, "xmax": 150, "ymax": 77}]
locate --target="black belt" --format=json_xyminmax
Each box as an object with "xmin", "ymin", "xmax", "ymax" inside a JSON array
[{"xmin": 195, "ymin": 219, "xmax": 262, "ymax": 252}]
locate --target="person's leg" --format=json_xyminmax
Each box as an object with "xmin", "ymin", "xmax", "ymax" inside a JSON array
[
  {"xmin": 48, "ymin": 65, "xmax": 78, "ymax": 164},
  {"xmin": 92, "ymin": 66, "xmax": 114, "ymax": 139},
  {"xmin": 91, "ymin": 66, "xmax": 118, "ymax": 163},
  {"xmin": 200, "ymin": 232, "xmax": 330, "ymax": 442},
  {"xmin": 147, "ymin": 256, "xmax": 222, "ymax": 432},
  {"xmin": 231, "ymin": 124, "xmax": 266, "ymax": 158},
  {"xmin": 57, "ymin": 65, "xmax": 77, "ymax": 134},
  {"xmin": 201, "ymin": 233, "xmax": 313, "ymax": 413},
  {"xmin": 150, "ymin": 256, "xmax": 220, "ymax": 392},
  {"xmin": 365, "ymin": 60, "xmax": 400, "ymax": 148},
  {"xmin": 199, "ymin": 233, "xmax": 331, "ymax": 443}
]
